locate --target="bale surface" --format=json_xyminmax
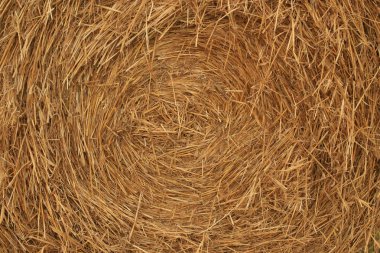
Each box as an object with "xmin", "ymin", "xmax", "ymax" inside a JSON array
[{"xmin": 0, "ymin": 1, "xmax": 379, "ymax": 252}]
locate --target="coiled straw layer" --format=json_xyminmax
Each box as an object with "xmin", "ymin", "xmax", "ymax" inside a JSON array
[{"xmin": 0, "ymin": 1, "xmax": 379, "ymax": 252}]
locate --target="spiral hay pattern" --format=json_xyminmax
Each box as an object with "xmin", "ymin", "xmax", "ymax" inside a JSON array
[{"xmin": 0, "ymin": 1, "xmax": 379, "ymax": 252}]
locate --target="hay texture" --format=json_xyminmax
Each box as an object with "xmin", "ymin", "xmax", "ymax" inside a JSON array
[{"xmin": 1, "ymin": 0, "xmax": 380, "ymax": 252}]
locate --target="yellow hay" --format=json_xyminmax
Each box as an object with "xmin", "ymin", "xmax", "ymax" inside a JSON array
[{"xmin": 0, "ymin": 1, "xmax": 379, "ymax": 252}]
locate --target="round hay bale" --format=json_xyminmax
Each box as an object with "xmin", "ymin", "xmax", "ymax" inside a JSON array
[{"xmin": 0, "ymin": 1, "xmax": 379, "ymax": 252}]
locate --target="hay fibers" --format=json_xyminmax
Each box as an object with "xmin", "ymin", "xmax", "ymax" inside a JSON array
[{"xmin": 0, "ymin": 1, "xmax": 379, "ymax": 252}]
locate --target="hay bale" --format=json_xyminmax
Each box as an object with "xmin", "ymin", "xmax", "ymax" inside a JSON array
[{"xmin": 0, "ymin": 1, "xmax": 379, "ymax": 252}]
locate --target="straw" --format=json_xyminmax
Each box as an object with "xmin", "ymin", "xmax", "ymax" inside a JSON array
[{"xmin": 0, "ymin": 1, "xmax": 379, "ymax": 252}]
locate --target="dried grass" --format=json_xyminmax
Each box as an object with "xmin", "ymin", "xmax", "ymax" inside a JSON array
[{"xmin": 0, "ymin": 0, "xmax": 379, "ymax": 252}]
